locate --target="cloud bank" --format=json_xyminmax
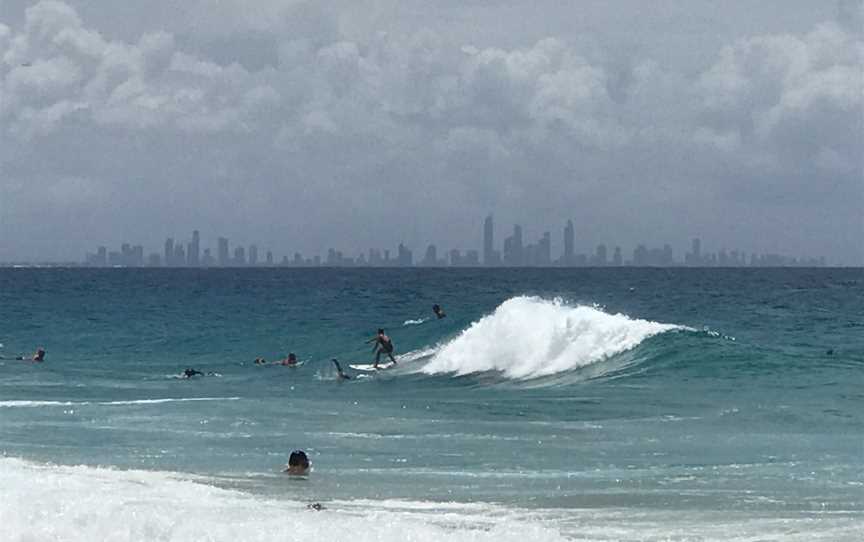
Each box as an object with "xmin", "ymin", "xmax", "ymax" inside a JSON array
[{"xmin": 1, "ymin": 1, "xmax": 861, "ymax": 262}]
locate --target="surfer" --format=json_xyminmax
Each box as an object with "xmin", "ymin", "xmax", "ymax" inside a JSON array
[
  {"xmin": 366, "ymin": 328, "xmax": 396, "ymax": 368},
  {"xmin": 432, "ymin": 304, "xmax": 446, "ymax": 319},
  {"xmin": 16, "ymin": 347, "xmax": 45, "ymax": 362},
  {"xmin": 331, "ymin": 359, "xmax": 351, "ymax": 380},
  {"xmin": 183, "ymin": 368, "xmax": 204, "ymax": 378},
  {"xmin": 280, "ymin": 353, "xmax": 298, "ymax": 366},
  {"xmin": 284, "ymin": 450, "xmax": 310, "ymax": 475}
]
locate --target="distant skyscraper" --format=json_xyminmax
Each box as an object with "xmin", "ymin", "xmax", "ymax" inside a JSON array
[
  {"xmin": 188, "ymin": 230, "xmax": 200, "ymax": 266},
  {"xmin": 503, "ymin": 224, "xmax": 523, "ymax": 266},
  {"xmin": 164, "ymin": 238, "xmax": 174, "ymax": 267},
  {"xmin": 594, "ymin": 244, "xmax": 607, "ymax": 266},
  {"xmin": 249, "ymin": 245, "xmax": 258, "ymax": 266},
  {"xmin": 563, "ymin": 220, "xmax": 574, "ymax": 265},
  {"xmin": 174, "ymin": 243, "xmax": 186, "ymax": 265},
  {"xmin": 218, "ymin": 237, "xmax": 229, "ymax": 267},
  {"xmin": 234, "ymin": 246, "xmax": 246, "ymax": 266},
  {"xmin": 535, "ymin": 232, "xmax": 551, "ymax": 265},
  {"xmin": 397, "ymin": 243, "xmax": 413, "ymax": 267},
  {"xmin": 266, "ymin": 251, "xmax": 273, "ymax": 265},
  {"xmin": 423, "ymin": 244, "xmax": 438, "ymax": 266},
  {"xmin": 612, "ymin": 246, "xmax": 622, "ymax": 266},
  {"xmin": 483, "ymin": 215, "xmax": 495, "ymax": 266}
]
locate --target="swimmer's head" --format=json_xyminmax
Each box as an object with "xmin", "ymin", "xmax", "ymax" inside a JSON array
[
  {"xmin": 286, "ymin": 450, "xmax": 310, "ymax": 475},
  {"xmin": 377, "ymin": 328, "xmax": 384, "ymax": 334}
]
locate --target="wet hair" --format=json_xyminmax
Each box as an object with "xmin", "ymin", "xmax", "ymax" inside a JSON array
[
  {"xmin": 288, "ymin": 450, "xmax": 309, "ymax": 469},
  {"xmin": 378, "ymin": 328, "xmax": 384, "ymax": 334},
  {"xmin": 288, "ymin": 352, "xmax": 296, "ymax": 360}
]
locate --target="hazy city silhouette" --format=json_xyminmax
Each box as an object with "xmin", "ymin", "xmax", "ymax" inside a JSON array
[{"xmin": 71, "ymin": 216, "xmax": 828, "ymax": 268}]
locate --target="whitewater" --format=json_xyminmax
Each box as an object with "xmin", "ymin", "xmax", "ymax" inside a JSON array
[
  {"xmin": 419, "ymin": 296, "xmax": 686, "ymax": 378},
  {"xmin": 1, "ymin": 268, "xmax": 862, "ymax": 541}
]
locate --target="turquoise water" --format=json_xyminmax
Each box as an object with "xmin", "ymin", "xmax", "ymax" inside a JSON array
[{"xmin": 1, "ymin": 268, "xmax": 862, "ymax": 541}]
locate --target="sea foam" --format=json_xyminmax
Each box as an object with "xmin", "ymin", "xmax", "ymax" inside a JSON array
[
  {"xmin": 0, "ymin": 457, "xmax": 567, "ymax": 542},
  {"xmin": 421, "ymin": 296, "xmax": 683, "ymax": 379}
]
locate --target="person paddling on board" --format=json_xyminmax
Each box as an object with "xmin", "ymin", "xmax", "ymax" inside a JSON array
[
  {"xmin": 16, "ymin": 347, "xmax": 45, "ymax": 362},
  {"xmin": 366, "ymin": 328, "xmax": 396, "ymax": 368},
  {"xmin": 432, "ymin": 304, "xmax": 446, "ymax": 319},
  {"xmin": 183, "ymin": 368, "xmax": 204, "ymax": 378},
  {"xmin": 280, "ymin": 353, "xmax": 298, "ymax": 366}
]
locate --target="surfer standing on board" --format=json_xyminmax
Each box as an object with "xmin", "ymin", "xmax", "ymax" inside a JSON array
[{"xmin": 366, "ymin": 328, "xmax": 396, "ymax": 368}]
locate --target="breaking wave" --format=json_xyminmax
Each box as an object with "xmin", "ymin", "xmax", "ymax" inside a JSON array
[{"xmin": 420, "ymin": 296, "xmax": 686, "ymax": 379}]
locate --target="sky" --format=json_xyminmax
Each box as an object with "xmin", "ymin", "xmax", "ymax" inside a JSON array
[{"xmin": 0, "ymin": 0, "xmax": 862, "ymax": 264}]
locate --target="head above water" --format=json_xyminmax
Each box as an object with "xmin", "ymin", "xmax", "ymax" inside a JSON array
[
  {"xmin": 286, "ymin": 450, "xmax": 310, "ymax": 475},
  {"xmin": 378, "ymin": 328, "xmax": 384, "ymax": 334}
]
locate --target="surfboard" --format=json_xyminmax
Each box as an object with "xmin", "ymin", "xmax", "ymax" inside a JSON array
[{"xmin": 348, "ymin": 362, "xmax": 396, "ymax": 371}]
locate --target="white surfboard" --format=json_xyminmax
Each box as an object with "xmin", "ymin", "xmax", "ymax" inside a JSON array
[{"xmin": 348, "ymin": 362, "xmax": 397, "ymax": 371}]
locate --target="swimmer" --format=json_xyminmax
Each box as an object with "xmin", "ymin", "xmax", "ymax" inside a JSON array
[
  {"xmin": 432, "ymin": 304, "xmax": 446, "ymax": 319},
  {"xmin": 183, "ymin": 368, "xmax": 204, "ymax": 378},
  {"xmin": 254, "ymin": 357, "xmax": 268, "ymax": 365},
  {"xmin": 283, "ymin": 450, "xmax": 310, "ymax": 475},
  {"xmin": 281, "ymin": 353, "xmax": 298, "ymax": 366},
  {"xmin": 16, "ymin": 347, "xmax": 45, "ymax": 362},
  {"xmin": 331, "ymin": 359, "xmax": 351, "ymax": 380}
]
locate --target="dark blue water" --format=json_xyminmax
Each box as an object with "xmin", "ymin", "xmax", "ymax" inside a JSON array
[{"xmin": 1, "ymin": 268, "xmax": 862, "ymax": 540}]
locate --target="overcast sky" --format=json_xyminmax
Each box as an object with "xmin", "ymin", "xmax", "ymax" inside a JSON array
[{"xmin": 1, "ymin": 0, "xmax": 862, "ymax": 264}]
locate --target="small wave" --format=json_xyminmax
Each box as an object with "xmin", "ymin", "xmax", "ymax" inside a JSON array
[
  {"xmin": 421, "ymin": 296, "xmax": 686, "ymax": 379},
  {"xmin": 0, "ymin": 397, "xmax": 240, "ymax": 408},
  {"xmin": 403, "ymin": 318, "xmax": 429, "ymax": 326}
]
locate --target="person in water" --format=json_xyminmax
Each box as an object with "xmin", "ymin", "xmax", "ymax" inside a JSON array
[
  {"xmin": 280, "ymin": 353, "xmax": 298, "ymax": 366},
  {"xmin": 331, "ymin": 359, "xmax": 351, "ymax": 380},
  {"xmin": 183, "ymin": 368, "xmax": 204, "ymax": 378},
  {"xmin": 367, "ymin": 328, "xmax": 396, "ymax": 368},
  {"xmin": 16, "ymin": 347, "xmax": 45, "ymax": 362},
  {"xmin": 254, "ymin": 357, "xmax": 267, "ymax": 365},
  {"xmin": 432, "ymin": 304, "xmax": 446, "ymax": 319},
  {"xmin": 284, "ymin": 450, "xmax": 310, "ymax": 475}
]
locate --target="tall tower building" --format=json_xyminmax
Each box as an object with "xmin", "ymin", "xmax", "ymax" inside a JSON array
[
  {"xmin": 539, "ymin": 232, "xmax": 551, "ymax": 265},
  {"xmin": 188, "ymin": 230, "xmax": 200, "ymax": 266},
  {"xmin": 249, "ymin": 245, "xmax": 258, "ymax": 266},
  {"xmin": 164, "ymin": 238, "xmax": 174, "ymax": 267},
  {"xmin": 218, "ymin": 237, "xmax": 229, "ymax": 267},
  {"xmin": 563, "ymin": 220, "xmax": 574, "ymax": 265},
  {"xmin": 483, "ymin": 215, "xmax": 494, "ymax": 266}
]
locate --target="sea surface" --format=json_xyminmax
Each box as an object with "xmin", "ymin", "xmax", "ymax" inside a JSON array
[{"xmin": 1, "ymin": 267, "xmax": 862, "ymax": 541}]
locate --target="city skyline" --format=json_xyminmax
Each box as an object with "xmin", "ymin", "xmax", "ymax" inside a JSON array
[{"xmin": 67, "ymin": 215, "xmax": 831, "ymax": 268}]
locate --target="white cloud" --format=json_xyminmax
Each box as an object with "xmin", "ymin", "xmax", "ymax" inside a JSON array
[{"xmin": 0, "ymin": 0, "xmax": 861, "ymax": 262}]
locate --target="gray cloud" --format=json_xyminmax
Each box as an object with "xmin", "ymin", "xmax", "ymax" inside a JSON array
[{"xmin": 0, "ymin": 0, "xmax": 861, "ymax": 263}]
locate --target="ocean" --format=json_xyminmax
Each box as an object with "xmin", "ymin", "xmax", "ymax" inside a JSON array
[{"xmin": 1, "ymin": 267, "xmax": 862, "ymax": 541}]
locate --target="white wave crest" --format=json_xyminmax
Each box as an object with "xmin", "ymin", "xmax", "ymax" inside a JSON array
[{"xmin": 421, "ymin": 296, "xmax": 683, "ymax": 379}]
